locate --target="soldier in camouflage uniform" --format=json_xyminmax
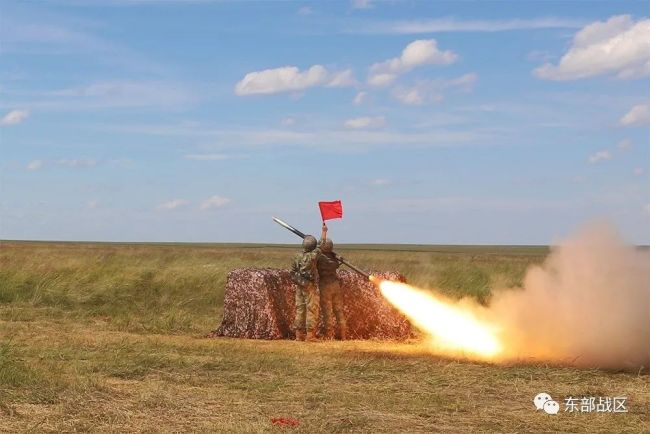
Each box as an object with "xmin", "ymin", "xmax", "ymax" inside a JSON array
[
  {"xmin": 290, "ymin": 225, "xmax": 326, "ymax": 342},
  {"xmin": 317, "ymin": 223, "xmax": 347, "ymax": 340}
]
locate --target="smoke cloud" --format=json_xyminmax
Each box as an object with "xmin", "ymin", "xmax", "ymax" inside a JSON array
[{"xmin": 490, "ymin": 223, "xmax": 650, "ymax": 369}]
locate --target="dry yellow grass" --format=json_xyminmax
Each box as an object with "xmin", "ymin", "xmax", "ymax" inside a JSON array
[{"xmin": 1, "ymin": 241, "xmax": 648, "ymax": 433}]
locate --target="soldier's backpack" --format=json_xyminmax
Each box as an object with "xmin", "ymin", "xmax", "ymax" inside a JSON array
[{"xmin": 290, "ymin": 252, "xmax": 316, "ymax": 286}]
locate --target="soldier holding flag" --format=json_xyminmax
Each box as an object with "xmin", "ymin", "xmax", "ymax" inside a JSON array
[{"xmin": 316, "ymin": 201, "xmax": 347, "ymax": 340}]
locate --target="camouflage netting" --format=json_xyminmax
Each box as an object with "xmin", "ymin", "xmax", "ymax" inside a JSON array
[{"xmin": 211, "ymin": 268, "xmax": 412, "ymax": 340}]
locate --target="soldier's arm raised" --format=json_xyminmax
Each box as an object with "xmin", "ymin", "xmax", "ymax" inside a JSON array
[{"xmin": 321, "ymin": 222, "xmax": 328, "ymax": 241}]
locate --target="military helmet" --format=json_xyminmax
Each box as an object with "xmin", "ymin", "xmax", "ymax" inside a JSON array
[
  {"xmin": 302, "ymin": 235, "xmax": 317, "ymax": 252},
  {"xmin": 321, "ymin": 239, "xmax": 334, "ymax": 252}
]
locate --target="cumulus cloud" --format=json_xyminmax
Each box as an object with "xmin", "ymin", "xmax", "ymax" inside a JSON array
[
  {"xmin": 392, "ymin": 73, "xmax": 477, "ymax": 105},
  {"xmin": 328, "ymin": 69, "xmax": 356, "ymax": 87},
  {"xmin": 353, "ymin": 91, "xmax": 368, "ymax": 105},
  {"xmin": 368, "ymin": 39, "xmax": 457, "ymax": 87},
  {"xmin": 588, "ymin": 150, "xmax": 612, "ymax": 164},
  {"xmin": 344, "ymin": 116, "xmax": 386, "ymax": 129},
  {"xmin": 619, "ymin": 104, "xmax": 650, "ymax": 126},
  {"xmin": 235, "ymin": 65, "xmax": 355, "ymax": 95},
  {"xmin": 157, "ymin": 199, "xmax": 189, "ymax": 211},
  {"xmin": 368, "ymin": 73, "xmax": 399, "ymax": 87},
  {"xmin": 1, "ymin": 109, "xmax": 29, "ymax": 126},
  {"xmin": 534, "ymin": 15, "xmax": 650, "ymax": 80},
  {"xmin": 26, "ymin": 160, "xmax": 44, "ymax": 171},
  {"xmin": 393, "ymin": 87, "xmax": 427, "ymax": 105},
  {"xmin": 200, "ymin": 195, "xmax": 231, "ymax": 210}
]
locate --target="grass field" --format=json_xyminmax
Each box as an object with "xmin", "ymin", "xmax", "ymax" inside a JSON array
[{"xmin": 1, "ymin": 241, "xmax": 648, "ymax": 433}]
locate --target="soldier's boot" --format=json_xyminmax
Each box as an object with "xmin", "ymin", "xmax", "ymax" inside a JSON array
[
  {"xmin": 295, "ymin": 330, "xmax": 306, "ymax": 341},
  {"xmin": 338, "ymin": 327, "xmax": 347, "ymax": 341},
  {"xmin": 305, "ymin": 330, "xmax": 319, "ymax": 342}
]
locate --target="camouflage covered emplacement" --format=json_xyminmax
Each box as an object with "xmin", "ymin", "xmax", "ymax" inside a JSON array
[{"xmin": 212, "ymin": 268, "xmax": 412, "ymax": 340}]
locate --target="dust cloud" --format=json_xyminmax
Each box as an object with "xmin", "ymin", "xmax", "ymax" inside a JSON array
[{"xmin": 490, "ymin": 223, "xmax": 650, "ymax": 369}]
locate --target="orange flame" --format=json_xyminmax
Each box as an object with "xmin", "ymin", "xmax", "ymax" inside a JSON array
[{"xmin": 374, "ymin": 277, "xmax": 503, "ymax": 360}]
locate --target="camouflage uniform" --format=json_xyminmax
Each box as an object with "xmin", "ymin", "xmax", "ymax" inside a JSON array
[
  {"xmin": 317, "ymin": 250, "xmax": 347, "ymax": 340},
  {"xmin": 290, "ymin": 246, "xmax": 321, "ymax": 338}
]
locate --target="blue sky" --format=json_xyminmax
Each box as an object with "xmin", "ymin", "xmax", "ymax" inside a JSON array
[{"xmin": 1, "ymin": 0, "xmax": 649, "ymax": 244}]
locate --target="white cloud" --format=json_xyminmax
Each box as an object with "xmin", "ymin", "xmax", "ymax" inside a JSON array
[
  {"xmin": 619, "ymin": 104, "xmax": 650, "ymax": 126},
  {"xmin": 56, "ymin": 158, "xmax": 97, "ymax": 168},
  {"xmin": 393, "ymin": 87, "xmax": 426, "ymax": 105},
  {"xmin": 184, "ymin": 154, "xmax": 229, "ymax": 161},
  {"xmin": 368, "ymin": 73, "xmax": 398, "ymax": 87},
  {"xmin": 200, "ymin": 195, "xmax": 231, "ymax": 210},
  {"xmin": 7, "ymin": 81, "xmax": 198, "ymax": 111},
  {"xmin": 344, "ymin": 116, "xmax": 386, "ymax": 129},
  {"xmin": 50, "ymin": 80, "xmax": 198, "ymax": 109},
  {"xmin": 534, "ymin": 15, "xmax": 650, "ymax": 80},
  {"xmin": 157, "ymin": 199, "xmax": 190, "ymax": 211},
  {"xmin": 1, "ymin": 17, "xmax": 164, "ymax": 75},
  {"xmin": 446, "ymin": 73, "xmax": 479, "ymax": 89},
  {"xmin": 108, "ymin": 158, "xmax": 134, "ymax": 168},
  {"xmin": 107, "ymin": 122, "xmax": 484, "ymax": 150},
  {"xmin": 351, "ymin": 0, "xmax": 373, "ymax": 9},
  {"xmin": 1, "ymin": 109, "xmax": 29, "ymax": 126},
  {"xmin": 645, "ymin": 203, "xmax": 650, "ymax": 216},
  {"xmin": 368, "ymin": 39, "xmax": 457, "ymax": 86},
  {"xmin": 358, "ymin": 17, "xmax": 585, "ymax": 34},
  {"xmin": 234, "ymin": 65, "xmax": 355, "ymax": 95},
  {"xmin": 26, "ymin": 160, "xmax": 43, "ymax": 171},
  {"xmin": 370, "ymin": 178, "xmax": 391, "ymax": 186},
  {"xmin": 281, "ymin": 117, "xmax": 296, "ymax": 126},
  {"xmin": 617, "ymin": 139, "xmax": 632, "ymax": 151},
  {"xmin": 392, "ymin": 73, "xmax": 477, "ymax": 105},
  {"xmin": 25, "ymin": 158, "xmax": 97, "ymax": 170},
  {"xmin": 297, "ymin": 6, "xmax": 312, "ymax": 16},
  {"xmin": 327, "ymin": 69, "xmax": 356, "ymax": 87},
  {"xmin": 588, "ymin": 150, "xmax": 612, "ymax": 164},
  {"xmin": 353, "ymin": 91, "xmax": 367, "ymax": 105},
  {"xmin": 633, "ymin": 168, "xmax": 645, "ymax": 176},
  {"xmin": 87, "ymin": 200, "xmax": 99, "ymax": 209}
]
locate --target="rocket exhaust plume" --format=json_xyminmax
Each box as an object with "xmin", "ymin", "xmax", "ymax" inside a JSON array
[
  {"xmin": 378, "ymin": 223, "xmax": 650, "ymax": 369},
  {"xmin": 380, "ymin": 280, "xmax": 502, "ymax": 360}
]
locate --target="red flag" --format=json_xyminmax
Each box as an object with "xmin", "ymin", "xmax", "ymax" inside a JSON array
[{"xmin": 318, "ymin": 200, "xmax": 343, "ymax": 221}]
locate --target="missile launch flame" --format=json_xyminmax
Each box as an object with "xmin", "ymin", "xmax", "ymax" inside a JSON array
[{"xmin": 375, "ymin": 278, "xmax": 502, "ymax": 360}]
